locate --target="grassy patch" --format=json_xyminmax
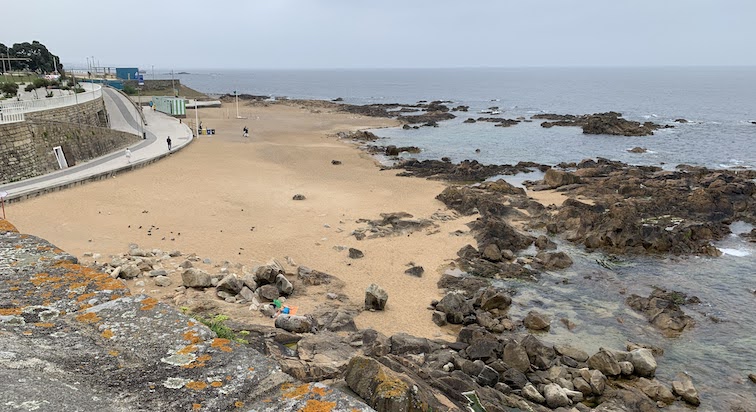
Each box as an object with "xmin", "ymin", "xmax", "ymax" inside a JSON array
[{"xmin": 188, "ymin": 312, "xmax": 249, "ymax": 344}]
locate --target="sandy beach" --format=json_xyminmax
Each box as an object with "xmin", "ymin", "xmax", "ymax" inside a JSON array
[{"xmin": 7, "ymin": 102, "xmax": 478, "ymax": 339}]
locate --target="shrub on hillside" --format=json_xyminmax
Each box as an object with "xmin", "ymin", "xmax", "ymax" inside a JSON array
[{"xmin": 123, "ymin": 84, "xmax": 137, "ymax": 95}]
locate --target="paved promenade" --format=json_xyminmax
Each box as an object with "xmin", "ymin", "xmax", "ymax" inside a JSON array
[{"xmin": 0, "ymin": 87, "xmax": 194, "ymax": 202}]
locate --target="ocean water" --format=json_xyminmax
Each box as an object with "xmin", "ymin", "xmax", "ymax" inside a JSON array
[{"xmin": 178, "ymin": 67, "xmax": 756, "ymax": 409}]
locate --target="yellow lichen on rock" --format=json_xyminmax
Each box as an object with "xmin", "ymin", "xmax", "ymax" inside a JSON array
[
  {"xmin": 299, "ymin": 399, "xmax": 336, "ymax": 412},
  {"xmin": 0, "ymin": 220, "xmax": 18, "ymax": 233}
]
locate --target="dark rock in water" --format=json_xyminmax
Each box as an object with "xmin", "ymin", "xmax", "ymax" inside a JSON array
[
  {"xmin": 534, "ymin": 235, "xmax": 557, "ymax": 250},
  {"xmin": 628, "ymin": 146, "xmax": 648, "ymax": 153},
  {"xmin": 463, "ymin": 118, "xmax": 477, "ymax": 123},
  {"xmin": 452, "ymin": 105, "xmax": 469, "ymax": 112},
  {"xmin": 537, "ymin": 112, "xmax": 666, "ymax": 136},
  {"xmin": 365, "ymin": 283, "xmax": 388, "ymax": 310},
  {"xmin": 534, "ymin": 251, "xmax": 573, "ymax": 270},
  {"xmin": 626, "ymin": 288, "xmax": 696, "ymax": 337},
  {"xmin": 348, "ymin": 247, "xmax": 364, "ymax": 259},
  {"xmin": 404, "ymin": 265, "xmax": 424, "ymax": 277},
  {"xmin": 475, "ymin": 286, "xmax": 512, "ymax": 311},
  {"xmin": 332, "ymin": 97, "xmax": 343, "ymax": 102},
  {"xmin": 292, "ymin": 194, "xmax": 306, "ymax": 200},
  {"xmin": 441, "ymin": 156, "xmax": 451, "ymax": 162},
  {"xmin": 470, "ymin": 216, "xmax": 536, "ymax": 253},
  {"xmin": 674, "ymin": 118, "xmax": 689, "ymax": 123},
  {"xmin": 523, "ymin": 310, "xmax": 551, "ymax": 331},
  {"xmin": 402, "ymin": 124, "xmax": 412, "ymax": 129},
  {"xmin": 672, "ymin": 372, "xmax": 701, "ymax": 406},
  {"xmin": 588, "ymin": 348, "xmax": 622, "ymax": 377},
  {"xmin": 748, "ymin": 373, "xmax": 756, "ymax": 383},
  {"xmin": 398, "ymin": 158, "xmax": 541, "ymax": 182}
]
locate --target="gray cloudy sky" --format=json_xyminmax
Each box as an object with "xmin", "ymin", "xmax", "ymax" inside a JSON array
[{"xmin": 3, "ymin": 0, "xmax": 754, "ymax": 70}]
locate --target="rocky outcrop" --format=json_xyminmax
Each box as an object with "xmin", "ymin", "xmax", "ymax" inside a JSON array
[
  {"xmin": 535, "ymin": 112, "xmax": 670, "ymax": 136},
  {"xmin": 397, "ymin": 159, "xmax": 547, "ymax": 182},
  {"xmin": 533, "ymin": 159, "xmax": 756, "ymax": 256},
  {"xmin": 626, "ymin": 288, "xmax": 696, "ymax": 337},
  {"xmin": 0, "ymin": 222, "xmax": 370, "ymax": 411}
]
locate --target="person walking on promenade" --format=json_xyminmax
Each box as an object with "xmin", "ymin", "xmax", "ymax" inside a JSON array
[
  {"xmin": 243, "ymin": 126, "xmax": 249, "ymax": 137},
  {"xmin": 167, "ymin": 136, "xmax": 172, "ymax": 151},
  {"xmin": 125, "ymin": 147, "xmax": 132, "ymax": 163}
]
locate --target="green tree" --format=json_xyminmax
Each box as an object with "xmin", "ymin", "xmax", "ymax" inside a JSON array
[
  {"xmin": 1, "ymin": 82, "xmax": 19, "ymax": 96},
  {"xmin": 0, "ymin": 41, "xmax": 63, "ymax": 74}
]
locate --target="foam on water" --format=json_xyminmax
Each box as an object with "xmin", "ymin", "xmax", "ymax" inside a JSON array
[{"xmin": 718, "ymin": 248, "xmax": 751, "ymax": 257}]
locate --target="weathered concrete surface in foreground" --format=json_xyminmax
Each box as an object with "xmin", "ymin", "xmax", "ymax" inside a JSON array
[{"xmin": 0, "ymin": 221, "xmax": 373, "ymax": 412}]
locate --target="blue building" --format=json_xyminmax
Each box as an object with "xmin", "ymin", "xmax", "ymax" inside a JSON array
[{"xmin": 115, "ymin": 68, "xmax": 140, "ymax": 80}]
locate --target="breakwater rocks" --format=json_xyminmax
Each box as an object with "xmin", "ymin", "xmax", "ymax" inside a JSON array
[
  {"xmin": 0, "ymin": 222, "xmax": 371, "ymax": 411},
  {"xmin": 533, "ymin": 112, "xmax": 672, "ymax": 136}
]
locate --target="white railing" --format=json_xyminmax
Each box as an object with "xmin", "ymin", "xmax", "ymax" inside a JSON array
[
  {"xmin": 0, "ymin": 103, "xmax": 25, "ymax": 124},
  {"xmin": 0, "ymin": 84, "xmax": 102, "ymax": 124}
]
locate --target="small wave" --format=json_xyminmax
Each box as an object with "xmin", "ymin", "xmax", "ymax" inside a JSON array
[{"xmin": 718, "ymin": 248, "xmax": 751, "ymax": 257}]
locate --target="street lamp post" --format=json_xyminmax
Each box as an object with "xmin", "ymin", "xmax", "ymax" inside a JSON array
[{"xmin": 194, "ymin": 99, "xmax": 199, "ymax": 137}]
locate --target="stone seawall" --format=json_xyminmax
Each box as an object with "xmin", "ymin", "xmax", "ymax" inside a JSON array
[
  {"xmin": 0, "ymin": 119, "xmax": 141, "ymax": 184},
  {"xmin": 124, "ymin": 79, "xmax": 182, "ymax": 92},
  {"xmin": 25, "ymin": 96, "xmax": 108, "ymax": 127},
  {"xmin": 0, "ymin": 221, "xmax": 373, "ymax": 411}
]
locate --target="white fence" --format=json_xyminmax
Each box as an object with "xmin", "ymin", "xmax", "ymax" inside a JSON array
[{"xmin": 0, "ymin": 84, "xmax": 102, "ymax": 125}]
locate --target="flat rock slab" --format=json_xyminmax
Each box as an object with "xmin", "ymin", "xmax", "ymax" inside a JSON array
[{"xmin": 0, "ymin": 223, "xmax": 373, "ymax": 411}]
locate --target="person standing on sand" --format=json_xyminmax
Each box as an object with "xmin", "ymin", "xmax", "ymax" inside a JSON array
[
  {"xmin": 243, "ymin": 126, "xmax": 249, "ymax": 137},
  {"xmin": 167, "ymin": 136, "xmax": 172, "ymax": 151},
  {"xmin": 125, "ymin": 147, "xmax": 132, "ymax": 163}
]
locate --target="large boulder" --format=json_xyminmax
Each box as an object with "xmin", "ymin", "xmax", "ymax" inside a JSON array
[
  {"xmin": 216, "ymin": 274, "xmax": 242, "ymax": 295},
  {"xmin": 119, "ymin": 264, "xmax": 141, "ymax": 279},
  {"xmin": 390, "ymin": 333, "xmax": 432, "ymax": 355},
  {"xmin": 544, "ymin": 169, "xmax": 582, "ymax": 188},
  {"xmin": 181, "ymin": 268, "xmax": 212, "ymax": 288},
  {"xmin": 257, "ymin": 284, "xmax": 280, "ymax": 301},
  {"xmin": 274, "ymin": 315, "xmax": 313, "ymax": 334},
  {"xmin": 275, "ymin": 274, "xmax": 293, "ymax": 295},
  {"xmin": 365, "ymin": 283, "xmax": 388, "ymax": 310},
  {"xmin": 345, "ymin": 355, "xmax": 431, "ymax": 412},
  {"xmin": 588, "ymin": 348, "xmax": 622, "ymax": 377},
  {"xmin": 534, "ymin": 251, "xmax": 573, "ymax": 270},
  {"xmin": 628, "ymin": 348, "xmax": 657, "ymax": 377},
  {"xmin": 543, "ymin": 383, "xmax": 571, "ymax": 408},
  {"xmin": 502, "ymin": 342, "xmax": 530, "ymax": 373},
  {"xmin": 523, "ymin": 311, "xmax": 551, "ymax": 331},
  {"xmin": 436, "ymin": 292, "xmax": 474, "ymax": 324},
  {"xmin": 671, "ymin": 372, "xmax": 700, "ymax": 406}
]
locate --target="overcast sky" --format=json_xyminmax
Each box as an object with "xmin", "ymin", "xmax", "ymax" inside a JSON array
[{"xmin": 3, "ymin": 0, "xmax": 755, "ymax": 70}]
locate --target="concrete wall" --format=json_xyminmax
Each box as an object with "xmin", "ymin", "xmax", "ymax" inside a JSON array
[{"xmin": 0, "ymin": 120, "xmax": 141, "ymax": 184}]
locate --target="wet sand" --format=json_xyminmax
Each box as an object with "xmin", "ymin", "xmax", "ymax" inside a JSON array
[{"xmin": 8, "ymin": 102, "xmax": 476, "ymax": 339}]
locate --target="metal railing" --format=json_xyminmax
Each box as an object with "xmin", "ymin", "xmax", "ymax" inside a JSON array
[{"xmin": 0, "ymin": 84, "xmax": 102, "ymax": 124}]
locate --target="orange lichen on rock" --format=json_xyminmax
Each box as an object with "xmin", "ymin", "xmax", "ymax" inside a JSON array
[
  {"xmin": 210, "ymin": 381, "xmax": 223, "ymax": 388},
  {"xmin": 186, "ymin": 381, "xmax": 208, "ymax": 391},
  {"xmin": 177, "ymin": 344, "xmax": 198, "ymax": 355},
  {"xmin": 109, "ymin": 350, "xmax": 119, "ymax": 356},
  {"xmin": 0, "ymin": 308, "xmax": 21, "ymax": 316},
  {"xmin": 30, "ymin": 272, "xmax": 63, "ymax": 287},
  {"xmin": 282, "ymin": 383, "xmax": 312, "ymax": 400},
  {"xmin": 140, "ymin": 297, "xmax": 159, "ymax": 311},
  {"xmin": 234, "ymin": 401, "xmax": 244, "ymax": 408},
  {"xmin": 299, "ymin": 399, "xmax": 337, "ymax": 412},
  {"xmin": 54, "ymin": 261, "xmax": 129, "ymax": 293},
  {"xmin": 76, "ymin": 292, "xmax": 97, "ymax": 302},
  {"xmin": 210, "ymin": 338, "xmax": 233, "ymax": 352},
  {"xmin": 33, "ymin": 322, "xmax": 55, "ymax": 328},
  {"xmin": 75, "ymin": 312, "xmax": 101, "ymax": 324},
  {"xmin": 101, "ymin": 329, "xmax": 114, "ymax": 339},
  {"xmin": 183, "ymin": 330, "xmax": 202, "ymax": 344},
  {"xmin": 311, "ymin": 386, "xmax": 332, "ymax": 397},
  {"xmin": 192, "ymin": 403, "xmax": 202, "ymax": 410},
  {"xmin": 0, "ymin": 220, "xmax": 19, "ymax": 233},
  {"xmin": 181, "ymin": 353, "xmax": 212, "ymax": 369}
]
